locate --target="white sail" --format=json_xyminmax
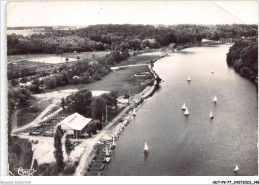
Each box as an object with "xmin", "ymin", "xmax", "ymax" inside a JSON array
[
  {"xmin": 213, "ymin": 95, "xmax": 218, "ymax": 103},
  {"xmin": 209, "ymin": 110, "xmax": 213, "ymax": 118},
  {"xmin": 144, "ymin": 142, "xmax": 149, "ymax": 152},
  {"xmin": 112, "ymin": 136, "xmax": 116, "ymax": 147},
  {"xmin": 187, "ymin": 75, "xmax": 191, "ymax": 81},
  {"xmin": 184, "ymin": 108, "xmax": 189, "ymax": 116},
  {"xmin": 105, "ymin": 156, "xmax": 110, "ymax": 163},
  {"xmin": 182, "ymin": 103, "xmax": 187, "ymax": 110},
  {"xmin": 105, "ymin": 145, "xmax": 110, "ymax": 156},
  {"xmin": 233, "ymin": 164, "xmax": 239, "ymax": 172}
]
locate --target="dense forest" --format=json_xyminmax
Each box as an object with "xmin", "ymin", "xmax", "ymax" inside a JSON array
[
  {"xmin": 227, "ymin": 39, "xmax": 258, "ymax": 81},
  {"xmin": 7, "ymin": 24, "xmax": 258, "ymax": 55}
]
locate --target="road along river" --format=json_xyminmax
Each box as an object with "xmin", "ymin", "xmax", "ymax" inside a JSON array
[{"xmin": 103, "ymin": 44, "xmax": 258, "ymax": 176}]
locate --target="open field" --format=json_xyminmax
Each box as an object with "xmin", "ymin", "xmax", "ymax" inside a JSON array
[
  {"xmin": 16, "ymin": 98, "xmax": 53, "ymax": 127},
  {"xmin": 7, "ymin": 51, "xmax": 110, "ymax": 63},
  {"xmin": 53, "ymin": 65, "xmax": 153, "ymax": 96},
  {"xmin": 13, "ymin": 51, "xmax": 162, "ymax": 132},
  {"xmin": 114, "ymin": 52, "xmax": 162, "ymax": 66}
]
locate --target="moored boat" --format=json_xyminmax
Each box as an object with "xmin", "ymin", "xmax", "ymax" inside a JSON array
[
  {"xmin": 111, "ymin": 136, "xmax": 116, "ymax": 149},
  {"xmin": 133, "ymin": 108, "xmax": 136, "ymax": 116}
]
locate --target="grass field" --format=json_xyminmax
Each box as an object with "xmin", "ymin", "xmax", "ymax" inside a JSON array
[
  {"xmin": 114, "ymin": 53, "xmax": 162, "ymax": 67},
  {"xmin": 53, "ymin": 64, "xmax": 153, "ymax": 96},
  {"xmin": 7, "ymin": 51, "xmax": 110, "ymax": 63},
  {"xmin": 14, "ymin": 51, "xmax": 163, "ymax": 130},
  {"xmin": 16, "ymin": 98, "xmax": 53, "ymax": 127}
]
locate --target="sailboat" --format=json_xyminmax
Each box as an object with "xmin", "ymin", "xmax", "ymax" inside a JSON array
[
  {"xmin": 105, "ymin": 145, "xmax": 111, "ymax": 163},
  {"xmin": 187, "ymin": 75, "xmax": 191, "ymax": 82},
  {"xmin": 213, "ymin": 95, "xmax": 218, "ymax": 103},
  {"xmin": 209, "ymin": 109, "xmax": 214, "ymax": 119},
  {"xmin": 233, "ymin": 164, "xmax": 239, "ymax": 172},
  {"xmin": 211, "ymin": 70, "xmax": 214, "ymax": 74},
  {"xmin": 143, "ymin": 142, "xmax": 149, "ymax": 153},
  {"xmin": 184, "ymin": 108, "xmax": 190, "ymax": 116},
  {"xmin": 182, "ymin": 103, "xmax": 187, "ymax": 110},
  {"xmin": 133, "ymin": 108, "xmax": 136, "ymax": 116},
  {"xmin": 111, "ymin": 136, "xmax": 116, "ymax": 149}
]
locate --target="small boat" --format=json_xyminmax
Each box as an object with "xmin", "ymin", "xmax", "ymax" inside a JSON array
[
  {"xmin": 209, "ymin": 109, "xmax": 214, "ymax": 119},
  {"xmin": 233, "ymin": 164, "xmax": 239, "ymax": 172},
  {"xmin": 182, "ymin": 103, "xmax": 187, "ymax": 110},
  {"xmin": 213, "ymin": 95, "xmax": 217, "ymax": 103},
  {"xmin": 211, "ymin": 70, "xmax": 214, "ymax": 73},
  {"xmin": 105, "ymin": 156, "xmax": 110, "ymax": 163},
  {"xmin": 187, "ymin": 75, "xmax": 191, "ymax": 81},
  {"xmin": 184, "ymin": 108, "xmax": 190, "ymax": 116},
  {"xmin": 111, "ymin": 136, "xmax": 116, "ymax": 149},
  {"xmin": 143, "ymin": 142, "xmax": 149, "ymax": 153},
  {"xmin": 133, "ymin": 108, "xmax": 136, "ymax": 116},
  {"xmin": 105, "ymin": 145, "xmax": 110, "ymax": 157}
]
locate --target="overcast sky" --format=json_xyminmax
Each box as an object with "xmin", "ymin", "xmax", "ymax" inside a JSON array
[{"xmin": 7, "ymin": 1, "xmax": 258, "ymax": 27}]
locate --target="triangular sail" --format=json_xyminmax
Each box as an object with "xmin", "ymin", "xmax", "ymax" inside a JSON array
[
  {"xmin": 182, "ymin": 103, "xmax": 186, "ymax": 110},
  {"xmin": 184, "ymin": 108, "xmax": 189, "ymax": 115},
  {"xmin": 213, "ymin": 95, "xmax": 218, "ymax": 102},
  {"xmin": 233, "ymin": 164, "xmax": 239, "ymax": 171},
  {"xmin": 187, "ymin": 75, "xmax": 191, "ymax": 81},
  {"xmin": 209, "ymin": 110, "xmax": 213, "ymax": 118},
  {"xmin": 144, "ymin": 142, "xmax": 149, "ymax": 151}
]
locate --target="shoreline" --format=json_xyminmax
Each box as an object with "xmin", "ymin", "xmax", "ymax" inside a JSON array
[{"xmin": 74, "ymin": 52, "xmax": 169, "ymax": 176}]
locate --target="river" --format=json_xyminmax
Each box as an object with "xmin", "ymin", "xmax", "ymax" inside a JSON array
[{"xmin": 103, "ymin": 44, "xmax": 258, "ymax": 176}]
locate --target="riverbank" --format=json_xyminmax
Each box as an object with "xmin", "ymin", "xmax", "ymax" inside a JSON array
[
  {"xmin": 101, "ymin": 44, "xmax": 258, "ymax": 176},
  {"xmin": 74, "ymin": 52, "xmax": 168, "ymax": 176},
  {"xmin": 11, "ymin": 51, "xmax": 167, "ymax": 174}
]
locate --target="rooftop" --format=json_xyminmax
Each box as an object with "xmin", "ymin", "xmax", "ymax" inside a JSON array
[{"xmin": 57, "ymin": 112, "xmax": 92, "ymax": 131}]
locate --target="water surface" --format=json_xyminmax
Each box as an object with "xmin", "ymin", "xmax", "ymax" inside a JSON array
[{"xmin": 103, "ymin": 44, "xmax": 258, "ymax": 176}]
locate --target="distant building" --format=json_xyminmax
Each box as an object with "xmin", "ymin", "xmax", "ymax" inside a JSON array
[{"xmin": 56, "ymin": 113, "xmax": 92, "ymax": 138}]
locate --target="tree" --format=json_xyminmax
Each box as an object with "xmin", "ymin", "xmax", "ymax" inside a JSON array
[
  {"xmin": 65, "ymin": 135, "xmax": 74, "ymax": 162},
  {"xmin": 65, "ymin": 57, "xmax": 69, "ymax": 64},
  {"xmin": 91, "ymin": 96, "xmax": 106, "ymax": 121},
  {"xmin": 53, "ymin": 126, "xmax": 64, "ymax": 170},
  {"xmin": 86, "ymin": 122, "xmax": 98, "ymax": 136},
  {"xmin": 76, "ymin": 56, "xmax": 80, "ymax": 63},
  {"xmin": 61, "ymin": 98, "xmax": 65, "ymax": 111},
  {"xmin": 44, "ymin": 77, "xmax": 57, "ymax": 89},
  {"xmin": 8, "ymin": 138, "xmax": 33, "ymax": 172},
  {"xmin": 93, "ymin": 120, "xmax": 102, "ymax": 130},
  {"xmin": 33, "ymin": 159, "xmax": 38, "ymax": 170},
  {"xmin": 68, "ymin": 89, "xmax": 93, "ymax": 117}
]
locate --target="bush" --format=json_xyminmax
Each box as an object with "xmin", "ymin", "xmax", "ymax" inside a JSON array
[{"xmin": 63, "ymin": 165, "xmax": 76, "ymax": 175}]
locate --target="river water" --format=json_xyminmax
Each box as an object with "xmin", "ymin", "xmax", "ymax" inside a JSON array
[{"xmin": 103, "ymin": 44, "xmax": 258, "ymax": 176}]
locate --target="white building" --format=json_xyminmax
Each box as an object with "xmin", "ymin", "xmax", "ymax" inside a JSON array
[{"xmin": 57, "ymin": 112, "xmax": 92, "ymax": 138}]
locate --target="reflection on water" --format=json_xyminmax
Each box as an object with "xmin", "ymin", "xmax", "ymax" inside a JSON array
[{"xmin": 103, "ymin": 44, "xmax": 258, "ymax": 176}]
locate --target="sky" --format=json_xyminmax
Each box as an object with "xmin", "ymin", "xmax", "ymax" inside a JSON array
[{"xmin": 6, "ymin": 1, "xmax": 258, "ymax": 27}]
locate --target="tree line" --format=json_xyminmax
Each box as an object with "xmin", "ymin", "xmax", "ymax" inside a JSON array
[
  {"xmin": 8, "ymin": 24, "xmax": 257, "ymax": 55},
  {"xmin": 227, "ymin": 38, "xmax": 258, "ymax": 81}
]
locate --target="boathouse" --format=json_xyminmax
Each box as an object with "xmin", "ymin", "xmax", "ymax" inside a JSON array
[{"xmin": 57, "ymin": 112, "xmax": 92, "ymax": 138}]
